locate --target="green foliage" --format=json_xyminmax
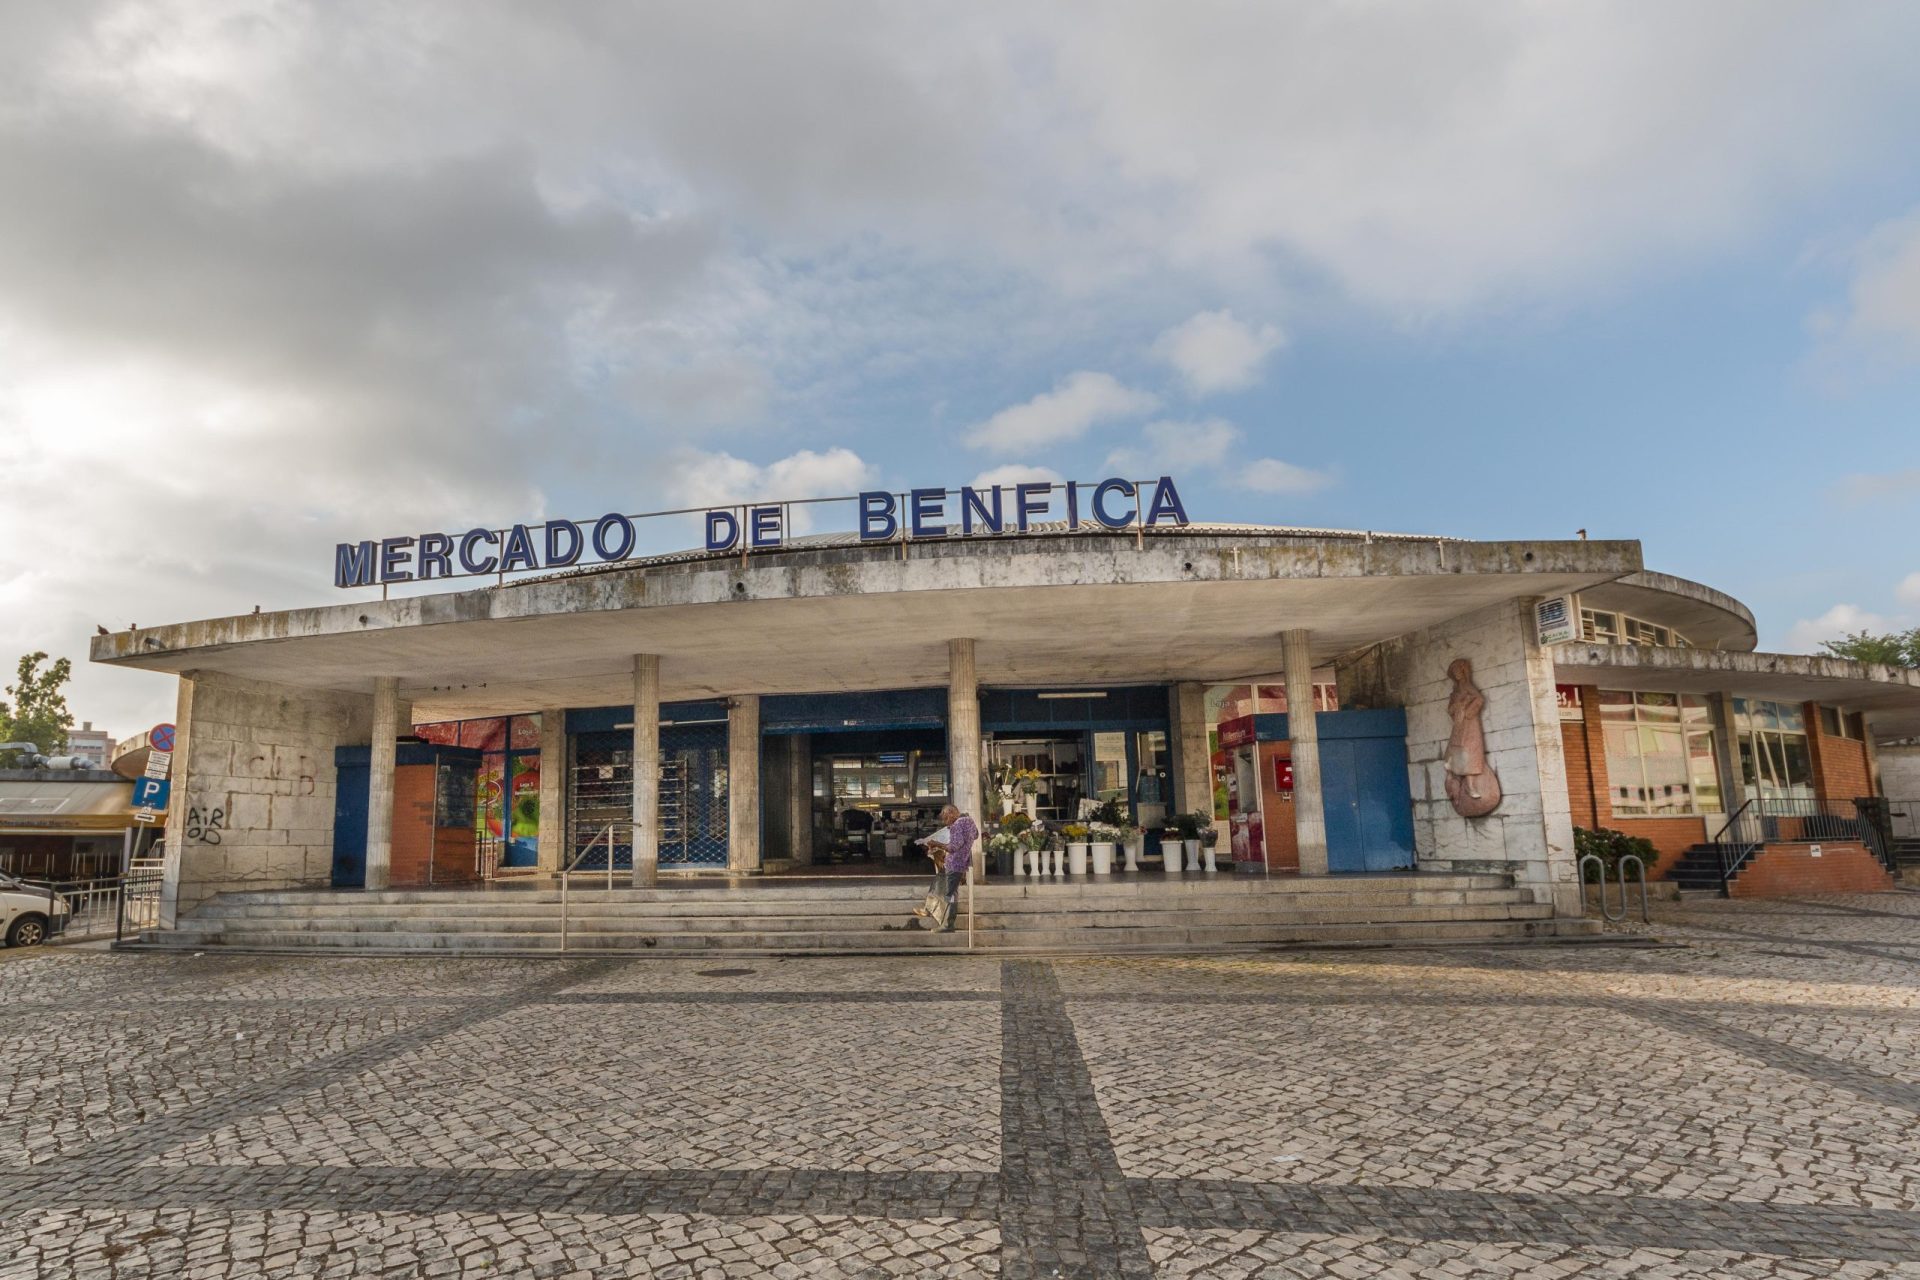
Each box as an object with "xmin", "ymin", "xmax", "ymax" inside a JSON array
[
  {"xmin": 0, "ymin": 652, "xmax": 74, "ymax": 766},
  {"xmin": 1172, "ymin": 810, "xmax": 1207, "ymax": 839},
  {"xmin": 1820, "ymin": 628, "xmax": 1920, "ymax": 668},
  {"xmin": 1574, "ymin": 826, "xmax": 1657, "ymax": 883},
  {"xmin": 999, "ymin": 812, "xmax": 1033, "ymax": 835}
]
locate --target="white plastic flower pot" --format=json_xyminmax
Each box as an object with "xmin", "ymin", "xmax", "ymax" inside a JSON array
[
  {"xmin": 1184, "ymin": 839, "xmax": 1201, "ymax": 871},
  {"xmin": 1123, "ymin": 836, "xmax": 1141, "ymax": 872},
  {"xmin": 1067, "ymin": 842, "xmax": 1089, "ymax": 875},
  {"xmin": 1091, "ymin": 842, "xmax": 1115, "ymax": 875},
  {"xmin": 1161, "ymin": 839, "xmax": 1183, "ymax": 872},
  {"xmin": 1203, "ymin": 847, "xmax": 1217, "ymax": 873}
]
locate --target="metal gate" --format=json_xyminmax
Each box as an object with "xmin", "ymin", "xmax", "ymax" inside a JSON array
[{"xmin": 568, "ymin": 725, "xmax": 730, "ymax": 870}]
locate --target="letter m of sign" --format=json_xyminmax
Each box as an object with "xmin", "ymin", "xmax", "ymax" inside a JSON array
[{"xmin": 334, "ymin": 541, "xmax": 378, "ymax": 588}]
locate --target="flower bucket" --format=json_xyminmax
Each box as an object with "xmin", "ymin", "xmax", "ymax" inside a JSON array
[
  {"xmin": 1090, "ymin": 842, "xmax": 1115, "ymax": 875},
  {"xmin": 1067, "ymin": 842, "xmax": 1089, "ymax": 875},
  {"xmin": 1161, "ymin": 838, "xmax": 1183, "ymax": 872},
  {"xmin": 1184, "ymin": 839, "xmax": 1201, "ymax": 871}
]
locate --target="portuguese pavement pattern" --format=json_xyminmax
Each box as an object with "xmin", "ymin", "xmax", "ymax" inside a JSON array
[{"xmin": 5, "ymin": 893, "xmax": 1920, "ymax": 1277}]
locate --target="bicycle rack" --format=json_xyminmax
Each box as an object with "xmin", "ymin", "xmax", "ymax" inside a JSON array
[{"xmin": 1581, "ymin": 853, "xmax": 1650, "ymax": 924}]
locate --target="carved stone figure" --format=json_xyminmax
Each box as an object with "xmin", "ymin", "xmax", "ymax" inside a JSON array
[{"xmin": 1443, "ymin": 657, "xmax": 1502, "ymax": 818}]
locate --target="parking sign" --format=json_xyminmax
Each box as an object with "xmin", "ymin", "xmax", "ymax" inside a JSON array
[{"xmin": 131, "ymin": 776, "xmax": 171, "ymax": 811}]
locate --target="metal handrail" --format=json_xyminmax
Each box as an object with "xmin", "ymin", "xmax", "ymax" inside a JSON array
[
  {"xmin": 1709, "ymin": 798, "xmax": 1765, "ymax": 889},
  {"xmin": 559, "ymin": 822, "xmax": 624, "ymax": 953}
]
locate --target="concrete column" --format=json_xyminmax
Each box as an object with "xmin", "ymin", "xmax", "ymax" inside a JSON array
[
  {"xmin": 1172, "ymin": 682, "xmax": 1211, "ymax": 819},
  {"xmin": 536, "ymin": 707, "xmax": 565, "ymax": 874},
  {"xmin": 1283, "ymin": 631, "xmax": 1329, "ymax": 876},
  {"xmin": 1710, "ymin": 692, "xmax": 1743, "ymax": 832},
  {"xmin": 789, "ymin": 735, "xmax": 814, "ymax": 865},
  {"xmin": 947, "ymin": 639, "xmax": 983, "ymax": 824},
  {"xmin": 159, "ymin": 674, "xmax": 196, "ymax": 929},
  {"xmin": 631, "ymin": 655, "xmax": 660, "ymax": 888},
  {"xmin": 728, "ymin": 695, "xmax": 762, "ymax": 874},
  {"xmin": 364, "ymin": 676, "xmax": 404, "ymax": 891}
]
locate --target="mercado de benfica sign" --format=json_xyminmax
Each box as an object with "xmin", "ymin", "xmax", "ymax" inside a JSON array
[{"xmin": 334, "ymin": 475, "xmax": 1190, "ymax": 589}]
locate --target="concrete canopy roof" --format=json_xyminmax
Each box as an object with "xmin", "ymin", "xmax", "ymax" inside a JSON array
[
  {"xmin": 93, "ymin": 529, "xmax": 1641, "ymax": 721},
  {"xmin": 1576, "ymin": 571, "xmax": 1758, "ymax": 652},
  {"xmin": 1552, "ymin": 643, "xmax": 1920, "ymax": 741}
]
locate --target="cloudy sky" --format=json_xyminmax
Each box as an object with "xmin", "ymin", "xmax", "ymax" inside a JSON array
[{"xmin": 5, "ymin": 1, "xmax": 1920, "ymax": 738}]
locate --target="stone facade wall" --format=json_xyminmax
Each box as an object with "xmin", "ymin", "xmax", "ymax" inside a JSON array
[
  {"xmin": 1338, "ymin": 599, "xmax": 1581, "ymax": 915},
  {"xmin": 163, "ymin": 673, "xmax": 372, "ymax": 924}
]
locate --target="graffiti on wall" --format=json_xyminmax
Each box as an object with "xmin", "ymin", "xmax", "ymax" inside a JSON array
[{"xmin": 186, "ymin": 806, "xmax": 227, "ymax": 844}]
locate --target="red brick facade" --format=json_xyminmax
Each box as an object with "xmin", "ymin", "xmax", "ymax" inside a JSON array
[
  {"xmin": 1728, "ymin": 841, "xmax": 1892, "ymax": 898},
  {"xmin": 1559, "ymin": 685, "xmax": 1708, "ymax": 876},
  {"xmin": 388, "ymin": 763, "xmax": 477, "ymax": 887},
  {"xmin": 1806, "ymin": 708, "xmax": 1873, "ymax": 807},
  {"xmin": 1562, "ymin": 687, "xmax": 1890, "ymax": 891}
]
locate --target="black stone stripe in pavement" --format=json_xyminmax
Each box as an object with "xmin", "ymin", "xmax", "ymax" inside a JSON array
[
  {"xmin": 1617, "ymin": 1001, "xmax": 1920, "ymax": 1116},
  {"xmin": 26, "ymin": 959, "xmax": 628, "ymax": 1174},
  {"xmin": 550, "ymin": 989, "xmax": 998, "ymax": 1005},
  {"xmin": 8, "ymin": 1163, "xmax": 1920, "ymax": 1265},
  {"xmin": 0, "ymin": 1165, "xmax": 1001, "ymax": 1222},
  {"xmin": 1668, "ymin": 921, "xmax": 1920, "ymax": 965},
  {"xmin": 1125, "ymin": 1179, "xmax": 1920, "ymax": 1262},
  {"xmin": 1475, "ymin": 949, "xmax": 1920, "ymax": 1114},
  {"xmin": 999, "ymin": 960, "xmax": 1154, "ymax": 1279}
]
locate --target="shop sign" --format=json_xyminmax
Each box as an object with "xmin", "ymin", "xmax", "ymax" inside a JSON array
[
  {"xmin": 1555, "ymin": 684, "xmax": 1583, "ymax": 720},
  {"xmin": 335, "ymin": 475, "xmax": 1190, "ymax": 589},
  {"xmin": 1216, "ymin": 714, "xmax": 1257, "ymax": 749},
  {"xmin": 1536, "ymin": 595, "xmax": 1578, "ymax": 646}
]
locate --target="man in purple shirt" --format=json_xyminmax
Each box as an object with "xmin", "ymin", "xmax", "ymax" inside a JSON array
[{"xmin": 922, "ymin": 804, "xmax": 978, "ymax": 932}]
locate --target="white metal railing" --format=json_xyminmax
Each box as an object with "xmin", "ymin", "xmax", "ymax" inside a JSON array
[{"xmin": 559, "ymin": 822, "xmax": 627, "ymax": 952}]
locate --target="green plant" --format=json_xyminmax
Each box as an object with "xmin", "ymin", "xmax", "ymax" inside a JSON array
[
  {"xmin": 1574, "ymin": 826, "xmax": 1656, "ymax": 883},
  {"xmin": 1173, "ymin": 811, "xmax": 1203, "ymax": 840},
  {"xmin": 1000, "ymin": 812, "xmax": 1032, "ymax": 835}
]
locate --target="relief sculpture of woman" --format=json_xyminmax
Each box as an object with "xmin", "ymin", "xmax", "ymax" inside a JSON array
[{"xmin": 1443, "ymin": 657, "xmax": 1502, "ymax": 818}]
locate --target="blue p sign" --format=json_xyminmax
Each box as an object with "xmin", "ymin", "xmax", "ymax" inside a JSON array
[{"xmin": 132, "ymin": 777, "xmax": 170, "ymax": 811}]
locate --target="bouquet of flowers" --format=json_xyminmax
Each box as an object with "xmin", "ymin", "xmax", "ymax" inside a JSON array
[{"xmin": 1087, "ymin": 822, "xmax": 1126, "ymax": 844}]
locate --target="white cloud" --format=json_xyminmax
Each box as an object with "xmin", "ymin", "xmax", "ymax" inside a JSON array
[
  {"xmin": 1105, "ymin": 418, "xmax": 1239, "ymax": 473},
  {"xmin": 1784, "ymin": 603, "xmax": 1894, "ymax": 654},
  {"xmin": 966, "ymin": 372, "xmax": 1159, "ymax": 453},
  {"xmin": 663, "ymin": 446, "xmax": 876, "ymax": 533},
  {"xmin": 1104, "ymin": 416, "xmax": 1334, "ymax": 500},
  {"xmin": 970, "ymin": 464, "xmax": 1065, "ymax": 489},
  {"xmin": 1819, "ymin": 209, "xmax": 1920, "ymax": 364},
  {"xmin": 1152, "ymin": 311, "xmax": 1285, "ymax": 395},
  {"xmin": 1897, "ymin": 572, "xmax": 1920, "ymax": 607},
  {"xmin": 1830, "ymin": 469, "xmax": 1920, "ymax": 502},
  {"xmin": 1231, "ymin": 458, "xmax": 1337, "ymax": 496}
]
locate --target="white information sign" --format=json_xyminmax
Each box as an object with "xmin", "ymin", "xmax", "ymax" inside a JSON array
[
  {"xmin": 145, "ymin": 749, "xmax": 173, "ymax": 780},
  {"xmin": 1536, "ymin": 595, "xmax": 1578, "ymax": 646}
]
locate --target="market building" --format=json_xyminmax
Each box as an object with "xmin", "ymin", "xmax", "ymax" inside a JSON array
[{"xmin": 88, "ymin": 479, "xmax": 1920, "ymax": 949}]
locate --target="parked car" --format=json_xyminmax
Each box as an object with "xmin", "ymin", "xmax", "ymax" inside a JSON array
[{"xmin": 0, "ymin": 873, "xmax": 70, "ymax": 947}]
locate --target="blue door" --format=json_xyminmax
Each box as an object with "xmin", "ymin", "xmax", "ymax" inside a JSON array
[
  {"xmin": 1321, "ymin": 732, "xmax": 1417, "ymax": 873},
  {"xmin": 332, "ymin": 760, "xmax": 369, "ymax": 887}
]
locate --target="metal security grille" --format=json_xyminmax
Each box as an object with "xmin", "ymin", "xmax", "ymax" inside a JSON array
[
  {"xmin": 567, "ymin": 725, "xmax": 730, "ymax": 869},
  {"xmin": 661, "ymin": 723, "xmax": 729, "ymax": 866},
  {"xmin": 568, "ymin": 731, "xmax": 632, "ymax": 870}
]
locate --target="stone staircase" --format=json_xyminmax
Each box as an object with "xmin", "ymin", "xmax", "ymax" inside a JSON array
[
  {"xmin": 1664, "ymin": 843, "xmax": 1735, "ymax": 896},
  {"xmin": 123, "ymin": 872, "xmax": 1603, "ymax": 956}
]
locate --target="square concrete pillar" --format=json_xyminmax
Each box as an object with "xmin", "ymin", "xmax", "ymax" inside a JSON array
[
  {"xmin": 789, "ymin": 734, "xmax": 813, "ymax": 865},
  {"xmin": 728, "ymin": 694, "xmax": 762, "ymax": 874},
  {"xmin": 536, "ymin": 707, "xmax": 565, "ymax": 874},
  {"xmin": 947, "ymin": 638, "xmax": 983, "ymax": 822},
  {"xmin": 631, "ymin": 655, "xmax": 660, "ymax": 888},
  {"xmin": 1172, "ymin": 682, "xmax": 1211, "ymax": 819},
  {"xmin": 1284, "ymin": 631, "xmax": 1330, "ymax": 876},
  {"xmin": 363, "ymin": 676, "xmax": 408, "ymax": 891}
]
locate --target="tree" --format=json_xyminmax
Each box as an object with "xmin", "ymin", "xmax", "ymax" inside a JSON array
[
  {"xmin": 0, "ymin": 652, "xmax": 74, "ymax": 765},
  {"xmin": 1820, "ymin": 628, "xmax": 1920, "ymax": 668}
]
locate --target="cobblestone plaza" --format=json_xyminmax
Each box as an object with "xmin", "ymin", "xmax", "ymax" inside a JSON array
[{"xmin": 7, "ymin": 894, "xmax": 1920, "ymax": 1278}]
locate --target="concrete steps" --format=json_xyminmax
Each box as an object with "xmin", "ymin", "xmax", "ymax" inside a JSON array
[{"xmin": 125, "ymin": 871, "xmax": 1602, "ymax": 956}]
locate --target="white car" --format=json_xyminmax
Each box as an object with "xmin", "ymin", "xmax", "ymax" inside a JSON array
[{"xmin": 0, "ymin": 874, "xmax": 70, "ymax": 947}]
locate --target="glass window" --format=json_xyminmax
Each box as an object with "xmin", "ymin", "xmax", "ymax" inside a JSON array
[
  {"xmin": 1819, "ymin": 705, "xmax": 1842, "ymax": 737},
  {"xmin": 1600, "ymin": 690, "xmax": 1723, "ymax": 816},
  {"xmin": 1582, "ymin": 608, "xmax": 1688, "ymax": 648}
]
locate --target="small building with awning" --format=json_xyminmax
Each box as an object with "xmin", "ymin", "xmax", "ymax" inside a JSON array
[{"xmin": 0, "ymin": 770, "xmax": 138, "ymax": 880}]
